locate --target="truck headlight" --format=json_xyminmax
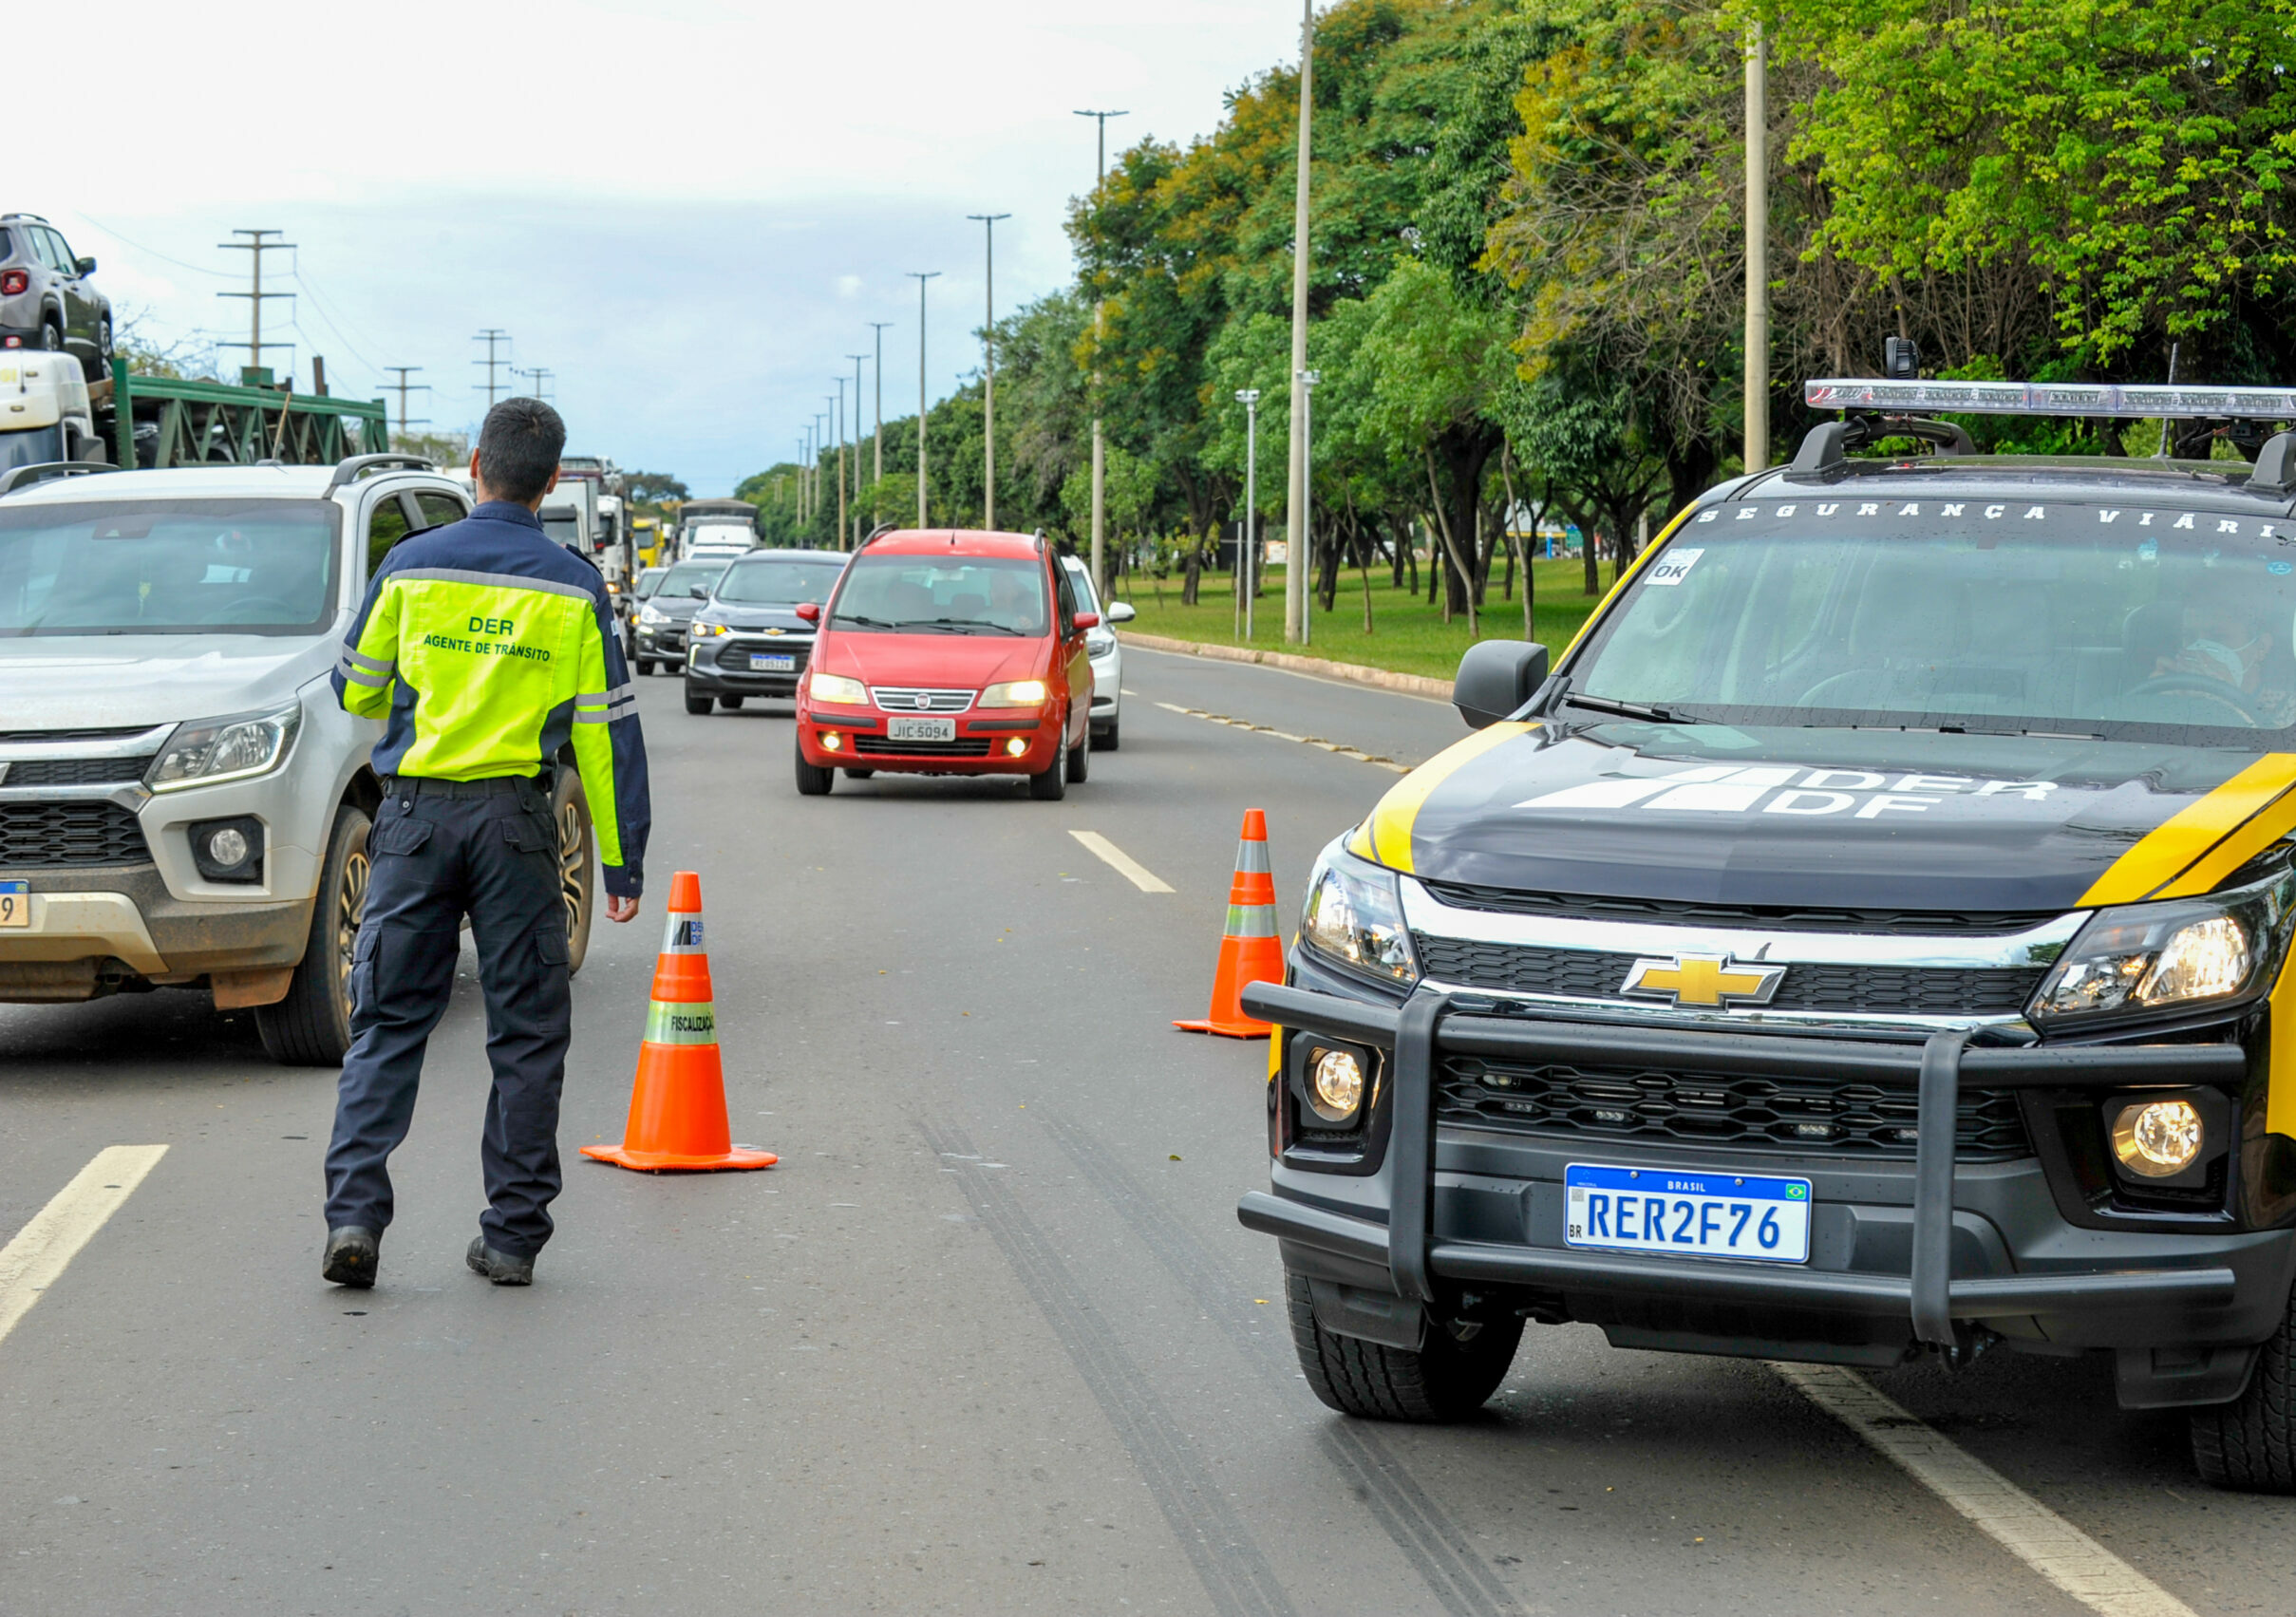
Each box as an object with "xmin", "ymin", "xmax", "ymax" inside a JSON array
[
  {"xmin": 639, "ymin": 604, "xmax": 668, "ymax": 625},
  {"xmin": 1301, "ymin": 847, "xmax": 1418, "ymax": 987},
  {"xmin": 690, "ymin": 619, "xmax": 730, "ymax": 637},
  {"xmin": 809, "ymin": 672, "xmax": 868, "ymax": 705},
  {"xmin": 2030, "ymin": 869, "xmax": 2291, "ymax": 1025},
  {"xmin": 147, "ymin": 705, "xmax": 300, "ymax": 792}
]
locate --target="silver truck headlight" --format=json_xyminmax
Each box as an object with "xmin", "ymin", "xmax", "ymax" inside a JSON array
[
  {"xmin": 2031, "ymin": 869, "xmax": 2293, "ymax": 1025},
  {"xmin": 639, "ymin": 604, "xmax": 667, "ymax": 625},
  {"xmin": 1301, "ymin": 847, "xmax": 1418, "ymax": 986},
  {"xmin": 147, "ymin": 705, "xmax": 301, "ymax": 792}
]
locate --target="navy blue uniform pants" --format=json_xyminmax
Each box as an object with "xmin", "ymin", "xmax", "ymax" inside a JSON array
[{"xmin": 325, "ymin": 775, "xmax": 573, "ymax": 1257}]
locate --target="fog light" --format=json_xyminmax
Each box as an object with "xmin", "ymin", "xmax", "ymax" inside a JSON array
[
  {"xmin": 2112, "ymin": 1099, "xmax": 2204, "ymax": 1177},
  {"xmin": 821, "ymin": 730, "xmax": 843, "ymax": 752},
  {"xmin": 187, "ymin": 815, "xmax": 263, "ymax": 883},
  {"xmin": 1308, "ymin": 1047, "xmax": 1364, "ymax": 1124},
  {"xmin": 206, "ymin": 826, "xmax": 249, "ymax": 867},
  {"xmin": 1005, "ymin": 737, "xmax": 1029, "ymax": 757}
]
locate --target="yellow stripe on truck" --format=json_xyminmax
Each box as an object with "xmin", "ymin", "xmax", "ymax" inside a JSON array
[
  {"xmin": 1559, "ymin": 504, "xmax": 1699, "ymax": 662},
  {"xmin": 2269, "ymin": 957, "xmax": 2296, "ymax": 1142},
  {"xmin": 1365, "ymin": 722, "xmax": 1536, "ymax": 874},
  {"xmin": 2077, "ymin": 753, "xmax": 2296, "ymax": 908}
]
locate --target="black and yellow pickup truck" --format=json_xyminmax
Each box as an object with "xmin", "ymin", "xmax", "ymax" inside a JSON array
[{"xmin": 1243, "ymin": 372, "xmax": 2296, "ymax": 1493}]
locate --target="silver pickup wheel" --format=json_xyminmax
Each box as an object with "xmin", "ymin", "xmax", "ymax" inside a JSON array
[
  {"xmin": 256, "ymin": 803, "xmax": 369, "ymax": 1065},
  {"xmin": 553, "ymin": 765, "xmax": 595, "ymax": 976}
]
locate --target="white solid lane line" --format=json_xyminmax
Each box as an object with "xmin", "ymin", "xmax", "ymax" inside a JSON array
[
  {"xmin": 0, "ymin": 1145, "xmax": 169, "ymax": 1352},
  {"xmin": 1068, "ymin": 830, "xmax": 1176, "ymax": 893},
  {"xmin": 1775, "ymin": 1363, "xmax": 2197, "ymax": 1617}
]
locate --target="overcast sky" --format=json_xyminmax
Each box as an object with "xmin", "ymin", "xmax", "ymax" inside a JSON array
[{"xmin": 23, "ymin": 0, "xmax": 1306, "ymax": 496}]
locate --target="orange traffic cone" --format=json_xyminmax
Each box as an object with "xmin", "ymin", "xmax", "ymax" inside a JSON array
[
  {"xmin": 581, "ymin": 872, "xmax": 778, "ymax": 1173},
  {"xmin": 1175, "ymin": 809, "xmax": 1281, "ymax": 1039}
]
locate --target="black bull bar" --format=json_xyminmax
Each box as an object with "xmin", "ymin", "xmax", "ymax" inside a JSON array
[{"xmin": 1235, "ymin": 982, "xmax": 2241, "ymax": 1346}]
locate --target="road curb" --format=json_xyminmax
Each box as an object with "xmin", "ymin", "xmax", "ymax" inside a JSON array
[{"xmin": 1117, "ymin": 630, "xmax": 1455, "ymax": 701}]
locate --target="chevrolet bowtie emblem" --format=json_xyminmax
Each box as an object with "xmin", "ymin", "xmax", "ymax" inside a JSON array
[
  {"xmin": 763, "ymin": 627, "xmax": 785, "ymax": 635},
  {"xmin": 1621, "ymin": 953, "xmax": 1785, "ymax": 1008}
]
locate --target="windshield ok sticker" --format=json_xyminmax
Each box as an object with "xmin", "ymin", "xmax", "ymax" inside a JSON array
[{"xmin": 1643, "ymin": 548, "xmax": 1704, "ymax": 586}]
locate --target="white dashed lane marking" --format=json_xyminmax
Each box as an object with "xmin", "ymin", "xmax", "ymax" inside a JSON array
[
  {"xmin": 1152, "ymin": 702, "xmax": 1412, "ymax": 772},
  {"xmin": 1775, "ymin": 1363, "xmax": 2198, "ymax": 1617},
  {"xmin": 0, "ymin": 1145, "xmax": 169, "ymax": 1352},
  {"xmin": 1068, "ymin": 830, "xmax": 1176, "ymax": 893}
]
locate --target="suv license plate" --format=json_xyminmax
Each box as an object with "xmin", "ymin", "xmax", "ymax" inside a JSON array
[
  {"xmin": 749, "ymin": 653, "xmax": 796, "ymax": 671},
  {"xmin": 886, "ymin": 716, "xmax": 956, "ymax": 743},
  {"xmin": 1564, "ymin": 1163, "xmax": 1811, "ymax": 1265},
  {"xmin": 0, "ymin": 880, "xmax": 27, "ymax": 928}
]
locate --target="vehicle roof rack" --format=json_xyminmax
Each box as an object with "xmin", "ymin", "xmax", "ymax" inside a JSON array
[
  {"xmin": 858, "ymin": 523, "xmax": 898, "ymax": 549},
  {"xmin": 321, "ymin": 452, "xmax": 436, "ymax": 498},
  {"xmin": 1782, "ymin": 415, "xmax": 1974, "ymax": 483},
  {"xmin": 2249, "ymin": 431, "xmax": 2296, "ymax": 497},
  {"xmin": 0, "ymin": 461, "xmax": 111, "ymax": 498}
]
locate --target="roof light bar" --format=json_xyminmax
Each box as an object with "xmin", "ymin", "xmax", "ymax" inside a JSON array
[{"xmin": 1806, "ymin": 378, "xmax": 2296, "ymax": 422}]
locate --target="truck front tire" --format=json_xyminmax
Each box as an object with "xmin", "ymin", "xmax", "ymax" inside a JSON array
[
  {"xmin": 1285, "ymin": 1270, "xmax": 1522, "ymax": 1422},
  {"xmin": 2191, "ymin": 1282, "xmax": 2296, "ymax": 1493},
  {"xmin": 256, "ymin": 804, "xmax": 370, "ymax": 1065}
]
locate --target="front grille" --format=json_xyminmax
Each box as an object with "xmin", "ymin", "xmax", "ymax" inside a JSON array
[
  {"xmin": 0, "ymin": 724, "xmax": 158, "ymax": 744},
  {"xmin": 1418, "ymin": 880, "xmax": 2057, "ymax": 937},
  {"xmin": 1439, "ymin": 1054, "xmax": 2031, "ymax": 1159},
  {"xmin": 871, "ymin": 686, "xmax": 974, "ymax": 713},
  {"xmin": 852, "ymin": 735, "xmax": 993, "ymax": 758},
  {"xmin": 716, "ymin": 642, "xmax": 807, "ymax": 674},
  {"xmin": 1, "ymin": 755, "xmax": 155, "ymax": 786},
  {"xmin": 0, "ymin": 801, "xmax": 151, "ymax": 866},
  {"xmin": 1413, "ymin": 934, "xmax": 2043, "ymax": 1017}
]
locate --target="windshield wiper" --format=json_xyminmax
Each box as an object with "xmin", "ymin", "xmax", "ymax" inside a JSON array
[{"xmin": 1564, "ymin": 690, "xmax": 1688, "ymax": 724}]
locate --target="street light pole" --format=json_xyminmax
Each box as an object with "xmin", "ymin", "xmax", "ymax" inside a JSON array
[
  {"xmin": 1743, "ymin": 19, "xmax": 1769, "ymax": 475},
  {"xmin": 847, "ymin": 354, "xmax": 869, "ymax": 546},
  {"xmin": 869, "ymin": 322, "xmax": 894, "ymax": 487},
  {"xmin": 1076, "ymin": 108, "xmax": 1128, "ymax": 602},
  {"xmin": 1298, "ymin": 369, "xmax": 1319, "ymax": 648},
  {"xmin": 833, "ymin": 384, "xmax": 849, "ymax": 553},
  {"xmin": 798, "ymin": 434, "xmax": 809, "ymax": 525},
  {"xmin": 967, "ymin": 212, "xmax": 1012, "ymax": 529},
  {"xmin": 1284, "ymin": 0, "xmax": 1314, "ymax": 644},
  {"xmin": 907, "ymin": 273, "xmax": 942, "ymax": 528},
  {"xmin": 814, "ymin": 413, "xmax": 827, "ymax": 535},
  {"xmin": 1235, "ymin": 388, "xmax": 1260, "ymax": 644}
]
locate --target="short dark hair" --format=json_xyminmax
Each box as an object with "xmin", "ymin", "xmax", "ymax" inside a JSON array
[{"xmin": 476, "ymin": 398, "xmax": 567, "ymax": 503}]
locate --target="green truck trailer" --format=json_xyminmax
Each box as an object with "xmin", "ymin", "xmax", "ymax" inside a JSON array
[{"xmin": 105, "ymin": 362, "xmax": 388, "ymax": 468}]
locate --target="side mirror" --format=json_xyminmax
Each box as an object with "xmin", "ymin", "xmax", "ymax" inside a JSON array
[
  {"xmin": 74, "ymin": 255, "xmax": 97, "ymax": 275},
  {"xmin": 688, "ymin": 583, "xmax": 710, "ymax": 598},
  {"xmin": 1453, "ymin": 640, "xmax": 1550, "ymax": 729},
  {"xmin": 1073, "ymin": 611, "xmax": 1101, "ymax": 631},
  {"xmin": 795, "ymin": 601, "xmax": 821, "ymax": 624},
  {"xmin": 1107, "ymin": 601, "xmax": 1137, "ymax": 623}
]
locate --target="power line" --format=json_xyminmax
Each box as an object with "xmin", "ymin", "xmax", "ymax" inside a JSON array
[
  {"xmin": 474, "ymin": 330, "xmax": 512, "ymax": 407},
  {"xmin": 380, "ymin": 367, "xmax": 431, "ymax": 435},
  {"xmin": 67, "ymin": 214, "xmax": 235, "ymax": 279},
  {"xmin": 216, "ymin": 230, "xmax": 295, "ymax": 377}
]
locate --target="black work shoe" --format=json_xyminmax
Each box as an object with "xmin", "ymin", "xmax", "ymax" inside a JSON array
[
  {"xmin": 466, "ymin": 1236, "xmax": 535, "ymax": 1286},
  {"xmin": 322, "ymin": 1226, "xmax": 380, "ymax": 1288}
]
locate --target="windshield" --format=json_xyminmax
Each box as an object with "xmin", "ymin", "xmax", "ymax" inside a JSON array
[
  {"xmin": 830, "ymin": 554, "xmax": 1048, "ymax": 635},
  {"xmin": 658, "ymin": 560, "xmax": 725, "ymax": 599},
  {"xmin": 1573, "ymin": 497, "xmax": 2296, "ymax": 742},
  {"xmin": 541, "ymin": 516, "xmax": 583, "ymax": 550},
  {"xmin": 716, "ymin": 559, "xmax": 843, "ymax": 606},
  {"xmin": 633, "ymin": 569, "xmax": 667, "ymax": 599},
  {"xmin": 0, "ymin": 498, "xmax": 340, "ymax": 637}
]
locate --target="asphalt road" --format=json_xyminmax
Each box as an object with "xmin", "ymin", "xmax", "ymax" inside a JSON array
[{"xmin": 1, "ymin": 646, "xmax": 2289, "ymax": 1615}]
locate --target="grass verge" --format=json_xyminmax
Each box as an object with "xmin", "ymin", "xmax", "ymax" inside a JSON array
[{"xmin": 1112, "ymin": 559, "xmax": 1610, "ymax": 682}]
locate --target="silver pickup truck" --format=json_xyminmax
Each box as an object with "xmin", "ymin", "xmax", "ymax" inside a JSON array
[{"xmin": 0, "ymin": 453, "xmax": 598, "ymax": 1062}]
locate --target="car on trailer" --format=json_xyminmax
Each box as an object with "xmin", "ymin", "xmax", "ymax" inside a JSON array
[
  {"xmin": 1244, "ymin": 348, "xmax": 2296, "ymax": 1493},
  {"xmin": 0, "ymin": 452, "xmax": 599, "ymax": 1065}
]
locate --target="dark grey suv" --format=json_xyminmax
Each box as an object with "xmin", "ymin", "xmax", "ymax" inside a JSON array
[
  {"xmin": 2, "ymin": 216, "xmax": 112, "ymax": 384},
  {"xmin": 682, "ymin": 549, "xmax": 847, "ymax": 714}
]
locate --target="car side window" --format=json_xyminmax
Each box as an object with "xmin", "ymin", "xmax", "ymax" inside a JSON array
[
  {"xmin": 411, "ymin": 492, "xmax": 465, "ymax": 531},
  {"xmin": 1054, "ymin": 565, "xmax": 1078, "ymax": 634},
  {"xmin": 39, "ymin": 229, "xmax": 74, "ymax": 273},
  {"xmin": 366, "ymin": 494, "xmax": 413, "ymax": 576}
]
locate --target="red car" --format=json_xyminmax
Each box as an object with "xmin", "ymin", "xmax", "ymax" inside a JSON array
[{"xmin": 792, "ymin": 529, "xmax": 1099, "ymax": 799}]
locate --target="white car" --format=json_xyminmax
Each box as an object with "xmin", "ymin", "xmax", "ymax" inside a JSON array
[
  {"xmin": 0, "ymin": 453, "xmax": 599, "ymax": 1063},
  {"xmin": 1061, "ymin": 555, "xmax": 1135, "ymax": 750}
]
